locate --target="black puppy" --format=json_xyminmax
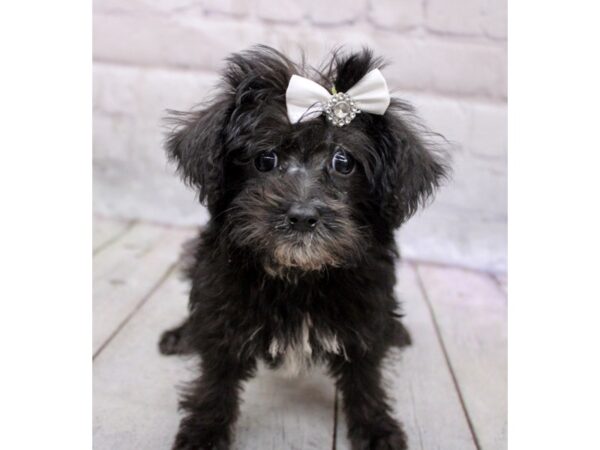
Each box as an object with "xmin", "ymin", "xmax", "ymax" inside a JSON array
[{"xmin": 159, "ymin": 46, "xmax": 447, "ymax": 450}]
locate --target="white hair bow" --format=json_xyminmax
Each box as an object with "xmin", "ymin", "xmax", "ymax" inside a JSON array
[{"xmin": 285, "ymin": 69, "xmax": 391, "ymax": 127}]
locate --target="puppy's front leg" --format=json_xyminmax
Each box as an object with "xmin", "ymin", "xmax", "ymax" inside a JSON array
[
  {"xmin": 333, "ymin": 354, "xmax": 407, "ymax": 450},
  {"xmin": 173, "ymin": 353, "xmax": 256, "ymax": 450}
]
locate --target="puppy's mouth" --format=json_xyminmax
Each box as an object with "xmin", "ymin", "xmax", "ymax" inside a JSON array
[
  {"xmin": 271, "ymin": 234, "xmax": 341, "ymax": 272},
  {"xmin": 262, "ymin": 220, "xmax": 366, "ymax": 277}
]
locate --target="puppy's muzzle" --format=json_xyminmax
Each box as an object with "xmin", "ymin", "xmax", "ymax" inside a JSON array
[{"xmin": 287, "ymin": 202, "xmax": 319, "ymax": 232}]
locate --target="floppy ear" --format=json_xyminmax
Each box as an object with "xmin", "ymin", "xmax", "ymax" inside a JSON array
[
  {"xmin": 165, "ymin": 97, "xmax": 232, "ymax": 213},
  {"xmin": 165, "ymin": 46, "xmax": 294, "ymax": 214},
  {"xmin": 375, "ymin": 100, "xmax": 448, "ymax": 228},
  {"xmin": 328, "ymin": 48, "xmax": 448, "ymax": 228}
]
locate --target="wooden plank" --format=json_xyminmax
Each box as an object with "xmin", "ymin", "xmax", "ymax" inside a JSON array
[
  {"xmin": 93, "ymin": 222, "xmax": 171, "ymax": 282},
  {"xmin": 93, "ymin": 223, "xmax": 194, "ymax": 355},
  {"xmin": 94, "ymin": 271, "xmax": 193, "ymax": 450},
  {"xmin": 94, "ymin": 271, "xmax": 337, "ymax": 450},
  {"xmin": 336, "ymin": 262, "xmax": 478, "ymax": 450},
  {"xmin": 235, "ymin": 366, "xmax": 335, "ymax": 450},
  {"xmin": 416, "ymin": 264, "xmax": 507, "ymax": 450},
  {"xmin": 92, "ymin": 216, "xmax": 134, "ymax": 253}
]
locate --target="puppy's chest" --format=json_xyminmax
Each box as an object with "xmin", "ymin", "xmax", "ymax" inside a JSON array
[{"xmin": 265, "ymin": 315, "xmax": 346, "ymax": 377}]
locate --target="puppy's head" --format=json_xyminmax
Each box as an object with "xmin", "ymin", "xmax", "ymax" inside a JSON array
[{"xmin": 166, "ymin": 46, "xmax": 447, "ymax": 276}]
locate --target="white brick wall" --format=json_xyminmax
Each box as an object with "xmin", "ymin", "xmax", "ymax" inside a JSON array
[{"xmin": 92, "ymin": 0, "xmax": 507, "ymax": 273}]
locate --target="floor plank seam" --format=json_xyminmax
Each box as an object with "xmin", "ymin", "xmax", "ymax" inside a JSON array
[
  {"xmin": 407, "ymin": 384, "xmax": 426, "ymax": 450},
  {"xmin": 403, "ymin": 256, "xmax": 505, "ymax": 279},
  {"xmin": 332, "ymin": 389, "xmax": 339, "ymax": 450},
  {"xmin": 93, "ymin": 261, "xmax": 179, "ymax": 360},
  {"xmin": 413, "ymin": 264, "xmax": 483, "ymax": 450},
  {"xmin": 490, "ymin": 274, "xmax": 508, "ymax": 299},
  {"xmin": 93, "ymin": 219, "xmax": 138, "ymax": 256}
]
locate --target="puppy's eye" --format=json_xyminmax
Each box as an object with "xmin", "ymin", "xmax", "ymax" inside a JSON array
[
  {"xmin": 254, "ymin": 151, "xmax": 278, "ymax": 172},
  {"xmin": 331, "ymin": 149, "xmax": 355, "ymax": 175}
]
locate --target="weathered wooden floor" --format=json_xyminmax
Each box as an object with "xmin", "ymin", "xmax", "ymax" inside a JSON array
[{"xmin": 93, "ymin": 216, "xmax": 507, "ymax": 450}]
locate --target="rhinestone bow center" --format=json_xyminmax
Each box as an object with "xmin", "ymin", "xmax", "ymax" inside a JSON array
[{"xmin": 324, "ymin": 93, "xmax": 361, "ymax": 127}]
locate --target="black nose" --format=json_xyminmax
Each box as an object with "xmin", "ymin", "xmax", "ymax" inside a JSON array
[{"xmin": 287, "ymin": 203, "xmax": 320, "ymax": 232}]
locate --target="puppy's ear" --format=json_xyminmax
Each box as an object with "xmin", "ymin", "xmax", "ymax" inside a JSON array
[
  {"xmin": 165, "ymin": 97, "xmax": 232, "ymax": 212},
  {"xmin": 329, "ymin": 49, "xmax": 448, "ymax": 227},
  {"xmin": 165, "ymin": 46, "xmax": 294, "ymax": 213},
  {"xmin": 375, "ymin": 101, "xmax": 448, "ymax": 228}
]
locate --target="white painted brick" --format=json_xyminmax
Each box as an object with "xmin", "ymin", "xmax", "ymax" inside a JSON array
[
  {"xmin": 394, "ymin": 93, "xmax": 506, "ymax": 272},
  {"xmin": 465, "ymin": 103, "xmax": 507, "ymax": 159},
  {"xmin": 93, "ymin": 113, "xmax": 136, "ymax": 163},
  {"xmin": 94, "ymin": 13, "xmax": 506, "ymax": 100},
  {"xmin": 93, "ymin": 13, "xmax": 266, "ymax": 71},
  {"xmin": 261, "ymin": 31, "xmax": 506, "ymax": 99},
  {"xmin": 482, "ymin": 0, "xmax": 507, "ymax": 39},
  {"xmin": 400, "ymin": 93, "xmax": 470, "ymax": 146},
  {"xmin": 375, "ymin": 36, "xmax": 506, "ymax": 99},
  {"xmin": 94, "ymin": 159, "xmax": 208, "ymax": 226},
  {"xmin": 423, "ymin": 40, "xmax": 506, "ymax": 99},
  {"xmin": 426, "ymin": 0, "xmax": 484, "ymax": 35},
  {"xmin": 265, "ymin": 28, "xmax": 505, "ymax": 99},
  {"xmin": 94, "ymin": 63, "xmax": 219, "ymax": 170},
  {"xmin": 94, "ymin": 111, "xmax": 164, "ymax": 170},
  {"xmin": 267, "ymin": 24, "xmax": 377, "ymax": 64},
  {"xmin": 400, "ymin": 149, "xmax": 507, "ymax": 273},
  {"xmin": 403, "ymin": 94, "xmax": 506, "ymax": 213},
  {"xmin": 93, "ymin": 66, "xmax": 138, "ymax": 117},
  {"xmin": 377, "ymin": 39, "xmax": 433, "ymax": 93},
  {"xmin": 257, "ymin": 0, "xmax": 305, "ymax": 23},
  {"xmin": 93, "ymin": 64, "xmax": 219, "ymax": 151},
  {"xmin": 439, "ymin": 146, "xmax": 507, "ymax": 216},
  {"xmin": 399, "ymin": 208, "xmax": 506, "ymax": 272},
  {"xmin": 201, "ymin": 0, "xmax": 253, "ymax": 17},
  {"xmin": 94, "ymin": 63, "xmax": 218, "ymax": 117},
  {"xmin": 306, "ymin": 0, "xmax": 368, "ymax": 25},
  {"xmin": 368, "ymin": 0, "xmax": 422, "ymax": 30},
  {"xmin": 425, "ymin": 0, "xmax": 506, "ymax": 39},
  {"xmin": 93, "ymin": 0, "xmax": 201, "ymax": 14}
]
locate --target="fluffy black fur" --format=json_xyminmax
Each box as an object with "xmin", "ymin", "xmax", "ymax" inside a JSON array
[{"xmin": 159, "ymin": 46, "xmax": 447, "ymax": 450}]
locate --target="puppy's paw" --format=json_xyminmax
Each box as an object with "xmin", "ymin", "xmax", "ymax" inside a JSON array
[
  {"xmin": 371, "ymin": 430, "xmax": 408, "ymax": 450},
  {"xmin": 350, "ymin": 424, "xmax": 408, "ymax": 450},
  {"xmin": 159, "ymin": 328, "xmax": 185, "ymax": 355},
  {"xmin": 172, "ymin": 426, "xmax": 230, "ymax": 450}
]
